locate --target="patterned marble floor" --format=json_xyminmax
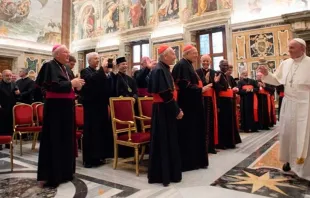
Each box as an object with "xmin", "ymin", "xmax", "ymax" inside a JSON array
[{"xmin": 1, "ymin": 126, "xmax": 309, "ymax": 198}]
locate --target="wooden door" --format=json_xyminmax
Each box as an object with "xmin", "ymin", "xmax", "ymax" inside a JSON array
[{"xmin": 0, "ymin": 57, "xmax": 13, "ymax": 72}]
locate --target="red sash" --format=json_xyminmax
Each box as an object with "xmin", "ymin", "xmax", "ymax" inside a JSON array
[
  {"xmin": 242, "ymin": 85, "xmax": 258, "ymax": 122},
  {"xmin": 45, "ymin": 91, "xmax": 75, "ymax": 99},
  {"xmin": 137, "ymin": 88, "xmax": 149, "ymax": 97},
  {"xmin": 202, "ymin": 88, "xmax": 218, "ymax": 145},
  {"xmin": 259, "ymin": 88, "xmax": 271, "ymax": 122},
  {"xmin": 219, "ymin": 89, "xmax": 234, "ymax": 98},
  {"xmin": 153, "ymin": 90, "xmax": 177, "ymax": 103},
  {"xmin": 279, "ymin": 92, "xmax": 284, "ymax": 97}
]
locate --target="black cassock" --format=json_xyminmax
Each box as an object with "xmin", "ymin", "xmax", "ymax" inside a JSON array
[
  {"xmin": 237, "ymin": 78, "xmax": 259, "ymax": 132},
  {"xmin": 276, "ymin": 85, "xmax": 284, "ymax": 120},
  {"xmin": 257, "ymin": 80, "xmax": 273, "ymax": 130},
  {"xmin": 267, "ymin": 84, "xmax": 276, "ymax": 127},
  {"xmin": 16, "ymin": 77, "xmax": 34, "ymax": 104},
  {"xmin": 80, "ymin": 67, "xmax": 113, "ymax": 165},
  {"xmin": 134, "ymin": 67, "xmax": 151, "ymax": 96},
  {"xmin": 147, "ymin": 61, "xmax": 182, "ymax": 186},
  {"xmin": 196, "ymin": 68, "xmax": 217, "ymax": 154},
  {"xmin": 214, "ymin": 72, "xmax": 240, "ymax": 149},
  {"xmin": 172, "ymin": 58, "xmax": 208, "ymax": 172},
  {"xmin": 0, "ymin": 81, "xmax": 18, "ymax": 136},
  {"xmin": 36, "ymin": 59, "xmax": 75, "ymax": 187}
]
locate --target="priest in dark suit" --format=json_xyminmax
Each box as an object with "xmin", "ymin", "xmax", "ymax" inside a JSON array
[{"xmin": 16, "ymin": 68, "xmax": 35, "ymax": 104}]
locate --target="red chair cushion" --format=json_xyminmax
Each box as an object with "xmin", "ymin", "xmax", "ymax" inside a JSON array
[
  {"xmin": 36, "ymin": 105, "xmax": 44, "ymax": 124},
  {"xmin": 15, "ymin": 126, "xmax": 42, "ymax": 132},
  {"xmin": 0, "ymin": 136, "xmax": 12, "ymax": 144},
  {"xmin": 113, "ymin": 100, "xmax": 134, "ymax": 130},
  {"xmin": 14, "ymin": 105, "xmax": 33, "ymax": 125},
  {"xmin": 75, "ymin": 106, "xmax": 84, "ymax": 127},
  {"xmin": 118, "ymin": 132, "xmax": 150, "ymax": 143},
  {"xmin": 76, "ymin": 131, "xmax": 83, "ymax": 139}
]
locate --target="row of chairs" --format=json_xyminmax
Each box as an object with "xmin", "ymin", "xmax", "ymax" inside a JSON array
[{"xmin": 1, "ymin": 97, "xmax": 153, "ymax": 173}]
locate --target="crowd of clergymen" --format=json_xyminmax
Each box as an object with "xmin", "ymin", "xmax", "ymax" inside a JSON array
[{"xmin": 0, "ymin": 44, "xmax": 283, "ymax": 187}]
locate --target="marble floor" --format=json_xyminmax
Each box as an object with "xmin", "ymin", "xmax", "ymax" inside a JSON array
[{"xmin": 1, "ymin": 125, "xmax": 309, "ymax": 198}]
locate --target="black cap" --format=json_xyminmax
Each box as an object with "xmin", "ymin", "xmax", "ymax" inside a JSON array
[{"xmin": 116, "ymin": 57, "xmax": 126, "ymax": 65}]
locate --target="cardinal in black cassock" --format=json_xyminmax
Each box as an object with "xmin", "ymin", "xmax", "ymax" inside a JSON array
[
  {"xmin": 148, "ymin": 45, "xmax": 182, "ymax": 187},
  {"xmin": 237, "ymin": 71, "xmax": 259, "ymax": 132},
  {"xmin": 172, "ymin": 45, "xmax": 208, "ymax": 172},
  {"xmin": 214, "ymin": 60, "xmax": 241, "ymax": 149},
  {"xmin": 256, "ymin": 68, "xmax": 272, "ymax": 130},
  {"xmin": 196, "ymin": 54, "xmax": 218, "ymax": 154},
  {"xmin": 276, "ymin": 85, "xmax": 284, "ymax": 120},
  {"xmin": 80, "ymin": 52, "xmax": 113, "ymax": 168},
  {"xmin": 36, "ymin": 45, "xmax": 84, "ymax": 188}
]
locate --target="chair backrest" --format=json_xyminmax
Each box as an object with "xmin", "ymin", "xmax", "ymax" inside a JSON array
[
  {"xmin": 75, "ymin": 104, "xmax": 84, "ymax": 128},
  {"xmin": 36, "ymin": 104, "xmax": 44, "ymax": 125},
  {"xmin": 138, "ymin": 97, "xmax": 153, "ymax": 126},
  {"xmin": 31, "ymin": 102, "xmax": 42, "ymax": 118},
  {"xmin": 109, "ymin": 97, "xmax": 136, "ymax": 133},
  {"xmin": 13, "ymin": 104, "xmax": 33, "ymax": 126}
]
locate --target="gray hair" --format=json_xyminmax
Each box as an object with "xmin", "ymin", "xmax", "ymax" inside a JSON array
[
  {"xmin": 52, "ymin": 45, "xmax": 67, "ymax": 58},
  {"xmin": 86, "ymin": 52, "xmax": 99, "ymax": 64},
  {"xmin": 158, "ymin": 47, "xmax": 172, "ymax": 61}
]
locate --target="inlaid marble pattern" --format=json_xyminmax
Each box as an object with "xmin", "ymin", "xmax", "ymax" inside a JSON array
[
  {"xmin": 2, "ymin": 129, "xmax": 310, "ymax": 197},
  {"xmin": 0, "ymin": 177, "xmax": 57, "ymax": 197},
  {"xmin": 212, "ymin": 135, "xmax": 310, "ymax": 198}
]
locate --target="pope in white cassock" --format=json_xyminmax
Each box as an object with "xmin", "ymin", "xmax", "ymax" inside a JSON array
[{"xmin": 259, "ymin": 38, "xmax": 310, "ymax": 180}]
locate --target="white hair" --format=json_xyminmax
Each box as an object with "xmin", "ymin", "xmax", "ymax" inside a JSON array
[
  {"xmin": 159, "ymin": 47, "xmax": 172, "ymax": 61},
  {"xmin": 86, "ymin": 52, "xmax": 99, "ymax": 64},
  {"xmin": 52, "ymin": 45, "xmax": 67, "ymax": 58}
]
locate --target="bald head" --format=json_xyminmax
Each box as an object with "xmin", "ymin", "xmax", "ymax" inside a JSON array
[
  {"xmin": 289, "ymin": 39, "xmax": 306, "ymax": 59},
  {"xmin": 2, "ymin": 69, "xmax": 12, "ymax": 83},
  {"xmin": 201, "ymin": 54, "xmax": 212, "ymax": 69}
]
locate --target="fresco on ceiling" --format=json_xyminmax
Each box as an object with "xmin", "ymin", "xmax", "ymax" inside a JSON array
[{"xmin": 0, "ymin": 0, "xmax": 62, "ymax": 44}]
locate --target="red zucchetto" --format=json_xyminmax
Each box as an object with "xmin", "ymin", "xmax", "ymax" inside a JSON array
[
  {"xmin": 158, "ymin": 44, "xmax": 170, "ymax": 55},
  {"xmin": 52, "ymin": 44, "xmax": 61, "ymax": 52},
  {"xmin": 183, "ymin": 44, "xmax": 194, "ymax": 52}
]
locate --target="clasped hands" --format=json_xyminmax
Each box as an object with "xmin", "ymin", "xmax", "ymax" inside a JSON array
[
  {"xmin": 71, "ymin": 78, "xmax": 85, "ymax": 91},
  {"xmin": 202, "ymin": 83, "xmax": 213, "ymax": 93}
]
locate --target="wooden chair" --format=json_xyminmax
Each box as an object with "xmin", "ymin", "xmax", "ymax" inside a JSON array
[
  {"xmin": 75, "ymin": 104, "xmax": 84, "ymax": 159},
  {"xmin": 13, "ymin": 104, "xmax": 41, "ymax": 155},
  {"xmin": 0, "ymin": 136, "xmax": 13, "ymax": 171},
  {"xmin": 31, "ymin": 102, "xmax": 43, "ymax": 122},
  {"xmin": 137, "ymin": 97, "xmax": 153, "ymax": 132},
  {"xmin": 33, "ymin": 103, "xmax": 44, "ymax": 150},
  {"xmin": 109, "ymin": 97, "xmax": 151, "ymax": 176}
]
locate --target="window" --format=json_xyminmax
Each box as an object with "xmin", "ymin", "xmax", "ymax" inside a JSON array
[
  {"xmin": 131, "ymin": 42, "xmax": 150, "ymax": 70},
  {"xmin": 197, "ymin": 27, "xmax": 226, "ymax": 70}
]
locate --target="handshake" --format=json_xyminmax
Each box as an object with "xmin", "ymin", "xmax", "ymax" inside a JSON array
[{"xmin": 71, "ymin": 78, "xmax": 85, "ymax": 91}]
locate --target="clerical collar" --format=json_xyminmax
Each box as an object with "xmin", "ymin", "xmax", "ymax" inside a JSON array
[
  {"xmin": 159, "ymin": 61, "xmax": 169, "ymax": 68},
  {"xmin": 54, "ymin": 58, "xmax": 63, "ymax": 66},
  {"xmin": 88, "ymin": 66, "xmax": 96, "ymax": 71},
  {"xmin": 293, "ymin": 54, "xmax": 305, "ymax": 63},
  {"xmin": 184, "ymin": 58, "xmax": 192, "ymax": 64}
]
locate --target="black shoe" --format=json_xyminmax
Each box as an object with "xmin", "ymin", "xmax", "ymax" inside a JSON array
[
  {"xmin": 163, "ymin": 183, "xmax": 169, "ymax": 187},
  {"xmin": 0, "ymin": 145, "xmax": 3, "ymax": 150},
  {"xmin": 83, "ymin": 163, "xmax": 92, "ymax": 168},
  {"xmin": 208, "ymin": 149, "xmax": 217, "ymax": 154},
  {"xmin": 216, "ymin": 145, "xmax": 226, "ymax": 150},
  {"xmin": 282, "ymin": 162, "xmax": 291, "ymax": 172}
]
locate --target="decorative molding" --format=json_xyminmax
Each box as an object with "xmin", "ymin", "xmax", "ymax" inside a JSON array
[{"xmin": 231, "ymin": 16, "xmax": 284, "ymax": 31}]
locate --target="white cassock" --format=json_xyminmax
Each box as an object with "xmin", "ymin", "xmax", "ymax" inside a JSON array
[{"xmin": 263, "ymin": 54, "xmax": 310, "ymax": 180}]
